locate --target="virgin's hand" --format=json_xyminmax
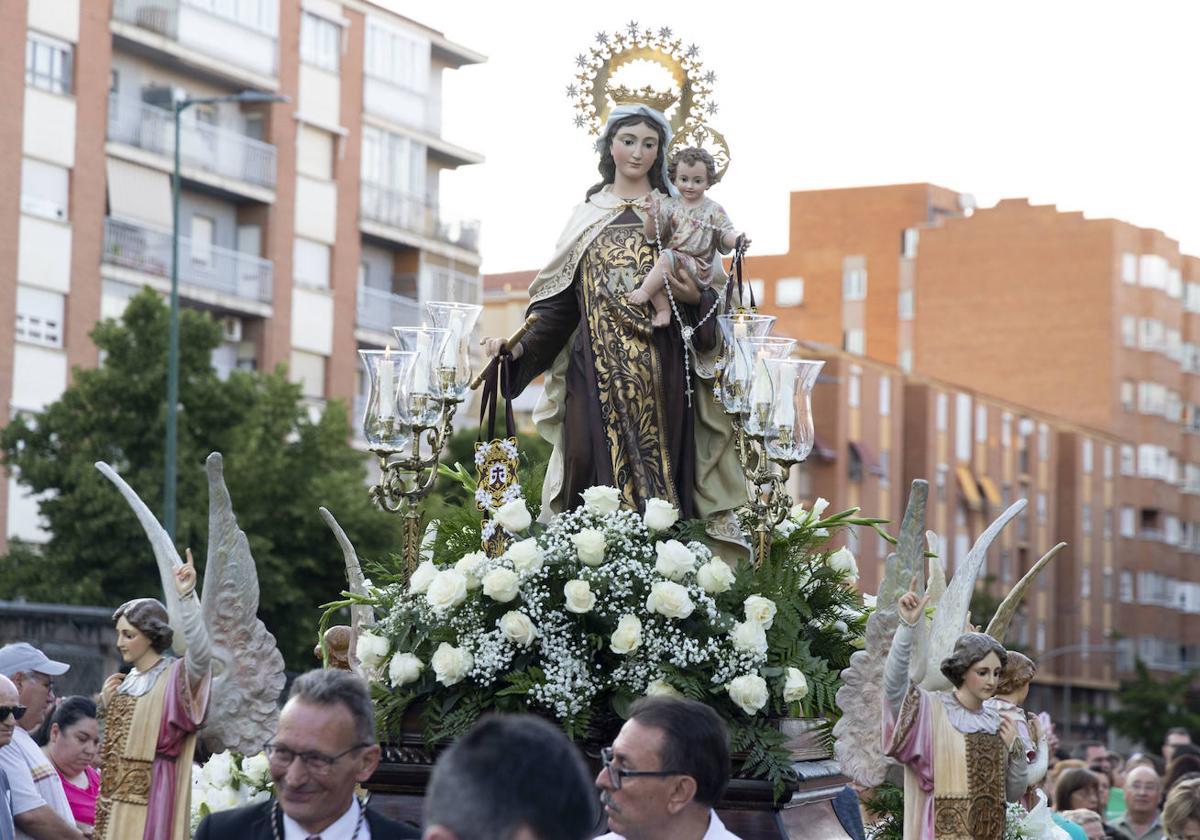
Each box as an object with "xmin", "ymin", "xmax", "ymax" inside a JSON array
[
  {"xmin": 897, "ymin": 576, "xmax": 930, "ymax": 625},
  {"xmin": 101, "ymin": 673, "xmax": 124, "ymax": 706},
  {"xmin": 175, "ymin": 548, "xmax": 197, "ymax": 597},
  {"xmin": 666, "ymin": 264, "xmax": 702, "ymax": 305},
  {"xmin": 481, "ymin": 337, "xmax": 523, "ymax": 360},
  {"xmin": 999, "ymin": 717, "xmax": 1018, "ymax": 748}
]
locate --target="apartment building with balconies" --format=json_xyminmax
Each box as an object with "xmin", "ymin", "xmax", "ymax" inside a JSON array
[{"xmin": 0, "ymin": 0, "xmax": 484, "ymax": 549}]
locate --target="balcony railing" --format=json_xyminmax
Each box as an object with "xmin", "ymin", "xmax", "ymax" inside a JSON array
[
  {"xmin": 112, "ymin": 0, "xmax": 278, "ymax": 78},
  {"xmin": 420, "ymin": 266, "xmax": 481, "ymax": 305},
  {"xmin": 108, "ymin": 95, "xmax": 277, "ymax": 189},
  {"xmin": 359, "ymin": 182, "xmax": 480, "ymax": 252},
  {"xmin": 356, "ymin": 286, "xmax": 422, "ymax": 334},
  {"xmin": 103, "ymin": 217, "xmax": 273, "ymax": 303}
]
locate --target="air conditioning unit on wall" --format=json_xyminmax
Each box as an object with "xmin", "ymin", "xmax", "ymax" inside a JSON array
[{"xmin": 221, "ymin": 316, "xmax": 242, "ymax": 343}]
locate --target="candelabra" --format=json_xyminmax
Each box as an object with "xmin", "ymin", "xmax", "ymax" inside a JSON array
[
  {"xmin": 360, "ymin": 303, "xmax": 482, "ymax": 571},
  {"xmin": 715, "ymin": 312, "xmax": 823, "ymax": 567}
]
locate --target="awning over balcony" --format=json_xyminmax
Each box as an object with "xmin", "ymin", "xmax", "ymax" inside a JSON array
[
  {"xmin": 848, "ymin": 441, "xmax": 885, "ymax": 477},
  {"xmin": 978, "ymin": 475, "xmax": 1003, "ymax": 508},
  {"xmin": 956, "ymin": 465, "xmax": 984, "ymax": 511},
  {"xmin": 106, "ymin": 157, "xmax": 172, "ymax": 226}
]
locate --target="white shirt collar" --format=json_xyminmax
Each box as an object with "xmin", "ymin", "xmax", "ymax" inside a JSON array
[
  {"xmin": 281, "ymin": 797, "xmax": 370, "ymax": 840},
  {"xmin": 702, "ymin": 810, "xmax": 742, "ymax": 840}
]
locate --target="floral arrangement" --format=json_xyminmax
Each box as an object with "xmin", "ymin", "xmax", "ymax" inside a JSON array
[
  {"xmin": 190, "ymin": 750, "xmax": 273, "ymax": 833},
  {"xmin": 333, "ymin": 480, "xmax": 883, "ymax": 798}
]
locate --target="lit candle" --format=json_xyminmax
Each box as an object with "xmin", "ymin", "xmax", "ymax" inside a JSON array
[
  {"xmin": 414, "ymin": 332, "xmax": 430, "ymax": 392},
  {"xmin": 775, "ymin": 366, "xmax": 796, "ymax": 429},
  {"xmin": 377, "ymin": 348, "xmax": 394, "ymax": 420}
]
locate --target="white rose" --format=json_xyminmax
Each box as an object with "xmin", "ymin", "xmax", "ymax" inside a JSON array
[
  {"xmin": 727, "ymin": 674, "xmax": 769, "ymax": 715},
  {"xmin": 783, "ymin": 667, "xmax": 809, "ymax": 703},
  {"xmin": 240, "ymin": 752, "xmax": 271, "ymax": 787},
  {"xmin": 506, "ymin": 538, "xmax": 544, "ymax": 574},
  {"xmin": 789, "ymin": 503, "xmax": 808, "ymax": 521},
  {"xmin": 355, "ymin": 631, "xmax": 390, "ymax": 672},
  {"xmin": 243, "ymin": 788, "xmax": 272, "ymax": 806},
  {"xmin": 430, "ymin": 642, "xmax": 474, "ymax": 687},
  {"xmin": 744, "ymin": 595, "xmax": 778, "ymax": 629},
  {"xmin": 827, "ymin": 546, "xmax": 859, "ymax": 584},
  {"xmin": 774, "ymin": 519, "xmax": 798, "ymax": 539},
  {"xmin": 654, "ymin": 540, "xmax": 697, "ymax": 582},
  {"xmin": 610, "ymin": 614, "xmax": 642, "ymax": 654},
  {"xmin": 407, "ymin": 560, "xmax": 438, "ymax": 595},
  {"xmin": 811, "ymin": 497, "xmax": 830, "ymax": 521},
  {"xmin": 499, "ymin": 611, "xmax": 538, "ymax": 646},
  {"xmin": 645, "ymin": 678, "xmax": 683, "ymax": 698},
  {"xmin": 582, "ymin": 485, "xmax": 621, "ymax": 514},
  {"xmin": 730, "ymin": 620, "xmax": 768, "ymax": 654},
  {"xmin": 564, "ymin": 579, "xmax": 596, "ymax": 614},
  {"xmin": 455, "ymin": 552, "xmax": 487, "ymax": 589},
  {"xmin": 645, "ymin": 580, "xmax": 695, "ymax": 619},
  {"xmin": 494, "ymin": 498, "xmax": 532, "ymax": 533},
  {"xmin": 387, "ymin": 652, "xmax": 424, "ymax": 687},
  {"xmin": 426, "ymin": 569, "xmax": 469, "ymax": 613},
  {"xmin": 862, "ymin": 593, "xmax": 877, "ymax": 609},
  {"xmin": 205, "ymin": 783, "xmax": 240, "ymax": 812},
  {"xmin": 202, "ymin": 751, "xmax": 235, "ymax": 789},
  {"xmin": 643, "ymin": 498, "xmax": 679, "ymax": 532},
  {"xmin": 572, "ymin": 528, "xmax": 607, "ymax": 566},
  {"xmin": 832, "ymin": 619, "xmax": 849, "ymax": 635},
  {"xmin": 696, "ymin": 558, "xmax": 735, "ymax": 594},
  {"xmin": 482, "ymin": 567, "xmax": 521, "ymax": 603}
]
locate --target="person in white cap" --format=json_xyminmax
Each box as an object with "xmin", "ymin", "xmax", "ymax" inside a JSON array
[{"xmin": 0, "ymin": 643, "xmax": 85, "ymax": 840}]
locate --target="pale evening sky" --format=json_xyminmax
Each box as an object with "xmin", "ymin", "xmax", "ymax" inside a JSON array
[{"xmin": 383, "ymin": 0, "xmax": 1199, "ymax": 275}]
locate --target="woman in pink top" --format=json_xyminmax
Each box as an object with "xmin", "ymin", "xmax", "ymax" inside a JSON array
[{"xmin": 44, "ymin": 696, "xmax": 101, "ymax": 834}]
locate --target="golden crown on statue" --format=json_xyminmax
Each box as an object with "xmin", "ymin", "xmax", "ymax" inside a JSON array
[{"xmin": 566, "ymin": 23, "xmax": 732, "ymax": 177}]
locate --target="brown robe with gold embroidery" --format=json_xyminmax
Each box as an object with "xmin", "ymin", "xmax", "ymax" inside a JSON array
[{"xmin": 510, "ymin": 210, "xmax": 719, "ymax": 518}]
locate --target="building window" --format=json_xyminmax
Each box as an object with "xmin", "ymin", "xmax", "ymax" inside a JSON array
[
  {"xmin": 1121, "ymin": 315, "xmax": 1136, "ymax": 347},
  {"xmin": 1120, "ymin": 252, "xmax": 1137, "ymax": 284},
  {"xmin": 1187, "ymin": 282, "xmax": 1200, "ymax": 313},
  {"xmin": 936, "ymin": 393, "xmax": 948, "ymax": 432},
  {"xmin": 20, "ymin": 157, "xmax": 69, "ymax": 221},
  {"xmin": 843, "ymin": 329, "xmax": 865, "ymax": 355},
  {"xmin": 1001, "ymin": 412, "xmax": 1011, "ymax": 449},
  {"xmin": 955, "ymin": 393, "xmax": 972, "ymax": 461},
  {"xmin": 1036, "ymin": 492, "xmax": 1047, "ymax": 525},
  {"xmin": 935, "ymin": 464, "xmax": 948, "ymax": 502},
  {"xmin": 1081, "ymin": 502, "xmax": 1092, "ymax": 535},
  {"xmin": 365, "ymin": 19, "xmax": 431, "ymax": 91},
  {"xmin": 1038, "ymin": 423, "xmax": 1049, "ymax": 461},
  {"xmin": 975, "ymin": 404, "xmax": 987, "ymax": 443},
  {"xmin": 878, "ymin": 450, "xmax": 890, "ymax": 485},
  {"xmin": 300, "ymin": 11, "xmax": 341, "ymax": 71},
  {"xmin": 1120, "ymin": 444, "xmax": 1135, "ymax": 475},
  {"xmin": 1140, "ymin": 254, "xmax": 1168, "ymax": 289},
  {"xmin": 848, "ymin": 444, "xmax": 862, "ymax": 482},
  {"xmin": 1103, "ymin": 509, "xmax": 1113, "ymax": 540},
  {"xmin": 190, "ymin": 215, "xmax": 215, "ymax": 266},
  {"xmin": 848, "ymin": 373, "xmax": 861, "ymax": 408},
  {"xmin": 1103, "ymin": 568, "xmax": 1113, "ymax": 599},
  {"xmin": 1036, "ymin": 622, "xmax": 1046, "ymax": 652},
  {"xmin": 898, "ymin": 349, "xmax": 913, "ymax": 372},
  {"xmin": 25, "ymin": 32, "xmax": 73, "ymax": 95},
  {"xmin": 774, "ymin": 277, "xmax": 804, "ymax": 306},
  {"xmin": 188, "ymin": 0, "xmax": 277, "ymax": 34},
  {"xmin": 898, "ymin": 289, "xmax": 914, "ymax": 321},
  {"xmin": 14, "ymin": 285, "xmax": 64, "ymax": 348},
  {"xmin": 1168, "ymin": 267, "xmax": 1183, "ymax": 299},
  {"xmin": 293, "ymin": 238, "xmax": 331, "ymax": 289},
  {"xmin": 842, "ymin": 266, "xmax": 867, "ymax": 301},
  {"xmin": 1081, "ymin": 566, "xmax": 1091, "ymax": 599},
  {"xmin": 879, "ymin": 376, "xmax": 890, "ymax": 416},
  {"xmin": 1120, "ymin": 380, "xmax": 1135, "ymax": 412},
  {"xmin": 901, "ymin": 228, "xmax": 919, "ymax": 258},
  {"xmin": 1119, "ymin": 570, "xmax": 1134, "ymax": 602},
  {"xmin": 1081, "ymin": 439, "xmax": 1093, "ymax": 474}
]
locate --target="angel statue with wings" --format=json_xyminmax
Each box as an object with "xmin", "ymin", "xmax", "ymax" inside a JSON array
[{"xmin": 92, "ymin": 453, "xmax": 286, "ymax": 840}]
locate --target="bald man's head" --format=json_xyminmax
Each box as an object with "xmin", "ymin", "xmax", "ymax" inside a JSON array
[
  {"xmin": 1125, "ymin": 765, "xmax": 1163, "ymax": 816},
  {"xmin": 0, "ymin": 674, "xmax": 19, "ymax": 748}
]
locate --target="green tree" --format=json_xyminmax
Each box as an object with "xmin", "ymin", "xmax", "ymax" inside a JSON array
[
  {"xmin": 1, "ymin": 290, "xmax": 402, "ymax": 668},
  {"xmin": 1102, "ymin": 660, "xmax": 1200, "ymax": 750}
]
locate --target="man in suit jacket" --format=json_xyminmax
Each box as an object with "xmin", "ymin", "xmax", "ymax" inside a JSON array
[{"xmin": 195, "ymin": 670, "xmax": 419, "ymax": 839}]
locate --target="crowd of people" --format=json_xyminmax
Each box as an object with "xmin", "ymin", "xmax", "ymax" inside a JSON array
[
  {"xmin": 1, "ymin": 634, "xmax": 1198, "ymax": 840},
  {"xmin": 0, "ymin": 640, "xmax": 749, "ymax": 840}
]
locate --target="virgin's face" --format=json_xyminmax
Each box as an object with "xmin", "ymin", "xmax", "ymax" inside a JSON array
[
  {"xmin": 116, "ymin": 616, "xmax": 153, "ymax": 664},
  {"xmin": 961, "ymin": 651, "xmax": 1002, "ymax": 703},
  {"xmin": 610, "ymin": 122, "xmax": 660, "ymax": 183}
]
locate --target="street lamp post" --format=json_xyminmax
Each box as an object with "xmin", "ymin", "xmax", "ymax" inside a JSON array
[
  {"xmin": 164, "ymin": 89, "xmax": 288, "ymax": 539},
  {"xmin": 1035, "ymin": 642, "xmax": 1122, "ymax": 744}
]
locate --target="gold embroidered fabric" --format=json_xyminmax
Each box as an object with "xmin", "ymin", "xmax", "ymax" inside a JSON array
[
  {"xmin": 933, "ymin": 731, "xmax": 1006, "ymax": 839},
  {"xmin": 94, "ymin": 692, "xmax": 139, "ymax": 838},
  {"xmin": 579, "ymin": 221, "xmax": 678, "ymax": 509}
]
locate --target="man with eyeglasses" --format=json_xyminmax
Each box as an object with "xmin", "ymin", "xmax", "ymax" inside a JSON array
[
  {"xmin": 595, "ymin": 697, "xmax": 742, "ymax": 840},
  {"xmin": 195, "ymin": 669, "xmax": 418, "ymax": 839},
  {"xmin": 1116, "ymin": 765, "xmax": 1166, "ymax": 840},
  {"xmin": 0, "ymin": 643, "xmax": 84, "ymax": 840}
]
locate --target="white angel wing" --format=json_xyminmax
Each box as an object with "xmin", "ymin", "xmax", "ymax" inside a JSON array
[
  {"xmin": 198, "ymin": 453, "xmax": 286, "ymax": 755},
  {"xmin": 918, "ymin": 499, "xmax": 1026, "ymax": 691},
  {"xmin": 94, "ymin": 462, "xmax": 188, "ymax": 653},
  {"xmin": 833, "ymin": 479, "xmax": 929, "ymax": 787},
  {"xmin": 319, "ymin": 506, "xmax": 373, "ymax": 676}
]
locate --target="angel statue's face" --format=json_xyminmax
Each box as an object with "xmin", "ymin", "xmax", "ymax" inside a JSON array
[
  {"xmin": 610, "ymin": 122, "xmax": 660, "ymax": 183},
  {"xmin": 115, "ymin": 617, "xmax": 153, "ymax": 666},
  {"xmin": 960, "ymin": 651, "xmax": 1002, "ymax": 704}
]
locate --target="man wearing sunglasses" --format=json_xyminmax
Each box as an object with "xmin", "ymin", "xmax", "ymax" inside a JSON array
[
  {"xmin": 0, "ymin": 643, "xmax": 83, "ymax": 840},
  {"xmin": 596, "ymin": 697, "xmax": 742, "ymax": 840},
  {"xmin": 195, "ymin": 669, "xmax": 419, "ymax": 839},
  {"xmin": 1, "ymin": 674, "xmax": 21, "ymax": 840}
]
